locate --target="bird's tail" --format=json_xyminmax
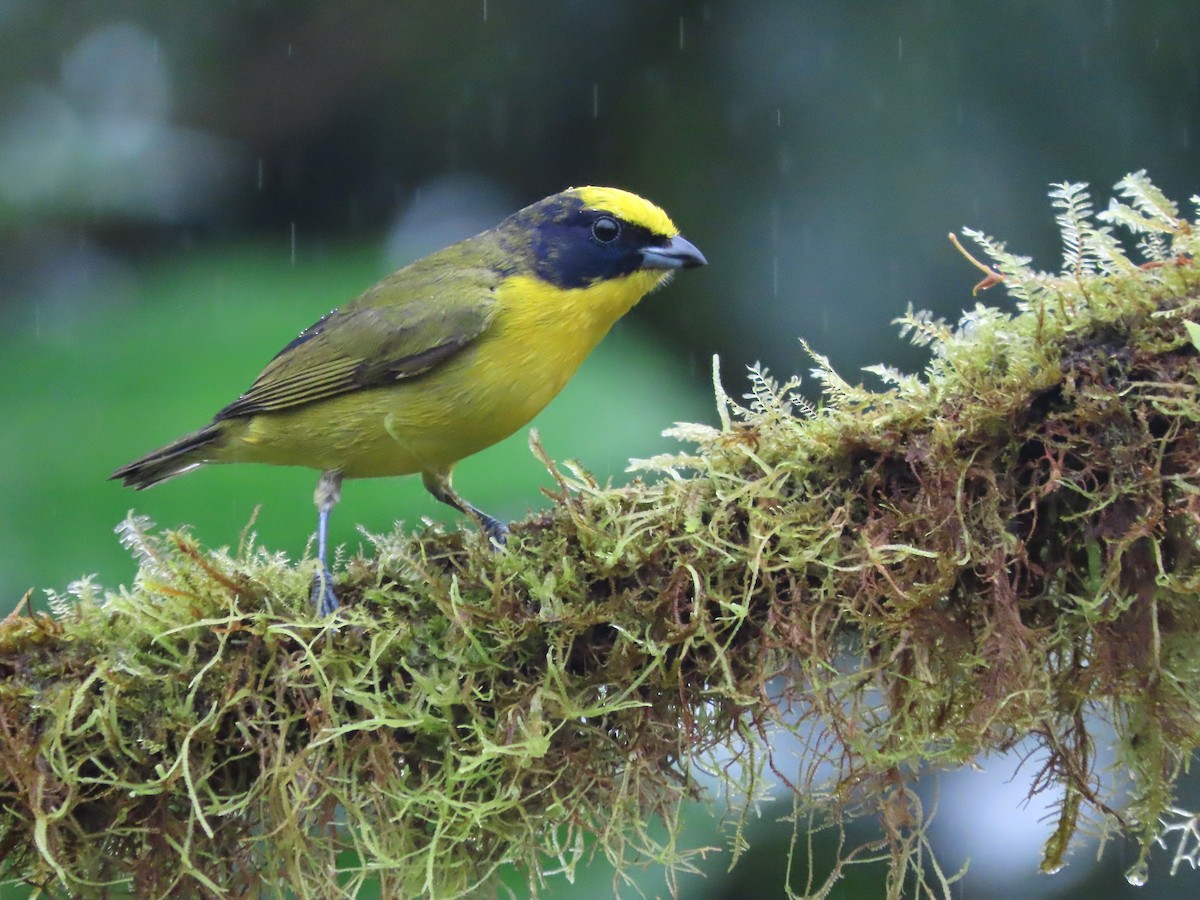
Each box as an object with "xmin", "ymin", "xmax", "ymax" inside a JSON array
[{"xmin": 110, "ymin": 423, "xmax": 225, "ymax": 489}]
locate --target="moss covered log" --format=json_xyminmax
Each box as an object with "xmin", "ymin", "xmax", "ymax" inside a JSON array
[{"xmin": 2, "ymin": 174, "xmax": 1200, "ymax": 898}]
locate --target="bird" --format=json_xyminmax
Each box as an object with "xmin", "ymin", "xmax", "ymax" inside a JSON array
[{"xmin": 111, "ymin": 186, "xmax": 707, "ymax": 616}]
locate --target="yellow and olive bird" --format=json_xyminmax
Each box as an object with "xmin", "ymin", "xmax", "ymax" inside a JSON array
[{"xmin": 112, "ymin": 186, "xmax": 707, "ymax": 615}]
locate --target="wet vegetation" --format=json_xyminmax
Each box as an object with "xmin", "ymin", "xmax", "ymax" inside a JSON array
[{"xmin": 2, "ymin": 175, "xmax": 1199, "ymax": 898}]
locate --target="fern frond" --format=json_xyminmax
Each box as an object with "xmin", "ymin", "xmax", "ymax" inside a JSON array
[
  {"xmin": 960, "ymin": 228, "xmax": 1034, "ymax": 276},
  {"xmin": 1138, "ymin": 233, "xmax": 1171, "ymax": 264},
  {"xmin": 895, "ymin": 306, "xmax": 952, "ymax": 349},
  {"xmin": 862, "ymin": 363, "xmax": 924, "ymax": 396},
  {"xmin": 1086, "ymin": 225, "xmax": 1138, "ymax": 274},
  {"xmin": 1098, "ymin": 199, "xmax": 1177, "ymax": 238},
  {"xmin": 1113, "ymin": 169, "xmax": 1182, "ymax": 226},
  {"xmin": 743, "ymin": 363, "xmax": 805, "ymax": 420},
  {"xmin": 801, "ymin": 339, "xmax": 874, "ymax": 408},
  {"xmin": 1051, "ymin": 181, "xmax": 1095, "ymax": 276},
  {"xmin": 960, "ymin": 227, "xmax": 1042, "ymax": 304}
]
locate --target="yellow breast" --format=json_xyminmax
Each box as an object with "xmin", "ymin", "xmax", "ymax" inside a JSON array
[{"xmin": 223, "ymin": 267, "xmax": 669, "ymax": 478}]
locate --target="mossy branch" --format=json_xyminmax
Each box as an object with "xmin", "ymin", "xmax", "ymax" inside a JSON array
[{"xmin": 4, "ymin": 173, "xmax": 1200, "ymax": 899}]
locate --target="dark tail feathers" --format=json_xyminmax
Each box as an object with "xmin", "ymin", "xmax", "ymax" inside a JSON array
[{"xmin": 110, "ymin": 423, "xmax": 224, "ymax": 489}]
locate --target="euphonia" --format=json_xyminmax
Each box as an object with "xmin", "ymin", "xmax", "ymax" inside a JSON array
[{"xmin": 112, "ymin": 186, "xmax": 707, "ymax": 615}]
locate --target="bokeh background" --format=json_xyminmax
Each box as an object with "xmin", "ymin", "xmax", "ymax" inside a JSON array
[{"xmin": 2, "ymin": 2, "xmax": 1199, "ymax": 897}]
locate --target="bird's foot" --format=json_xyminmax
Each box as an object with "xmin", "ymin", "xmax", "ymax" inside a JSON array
[
  {"xmin": 310, "ymin": 564, "xmax": 339, "ymax": 616},
  {"xmin": 480, "ymin": 515, "xmax": 509, "ymax": 548}
]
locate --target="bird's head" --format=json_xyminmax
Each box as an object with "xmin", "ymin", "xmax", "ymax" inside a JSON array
[{"xmin": 501, "ymin": 186, "xmax": 707, "ymax": 291}]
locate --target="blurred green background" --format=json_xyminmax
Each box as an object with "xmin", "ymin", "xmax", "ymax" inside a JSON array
[{"xmin": 2, "ymin": 2, "xmax": 1199, "ymax": 897}]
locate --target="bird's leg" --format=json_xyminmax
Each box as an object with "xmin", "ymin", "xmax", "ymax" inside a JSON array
[
  {"xmin": 422, "ymin": 469, "xmax": 509, "ymax": 546},
  {"xmin": 310, "ymin": 469, "xmax": 343, "ymax": 616}
]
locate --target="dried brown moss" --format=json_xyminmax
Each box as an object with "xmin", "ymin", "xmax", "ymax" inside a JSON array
[{"xmin": 2, "ymin": 174, "xmax": 1200, "ymax": 898}]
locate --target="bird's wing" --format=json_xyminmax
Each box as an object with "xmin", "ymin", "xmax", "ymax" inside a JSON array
[{"xmin": 214, "ymin": 263, "xmax": 500, "ymax": 420}]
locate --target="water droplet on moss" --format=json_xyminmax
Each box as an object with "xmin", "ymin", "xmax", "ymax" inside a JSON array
[{"xmin": 1125, "ymin": 861, "xmax": 1149, "ymax": 886}]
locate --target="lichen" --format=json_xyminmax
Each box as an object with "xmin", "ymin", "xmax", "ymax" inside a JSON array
[{"xmin": 2, "ymin": 172, "xmax": 1199, "ymax": 898}]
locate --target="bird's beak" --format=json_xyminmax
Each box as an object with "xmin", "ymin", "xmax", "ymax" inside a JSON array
[{"xmin": 640, "ymin": 234, "xmax": 707, "ymax": 270}]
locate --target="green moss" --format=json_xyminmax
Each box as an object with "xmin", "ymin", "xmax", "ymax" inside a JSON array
[{"xmin": 2, "ymin": 172, "xmax": 1200, "ymax": 898}]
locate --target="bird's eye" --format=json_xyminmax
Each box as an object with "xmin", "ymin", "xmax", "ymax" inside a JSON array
[{"xmin": 591, "ymin": 216, "xmax": 621, "ymax": 243}]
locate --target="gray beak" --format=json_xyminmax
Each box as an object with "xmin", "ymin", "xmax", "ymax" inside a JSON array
[{"xmin": 640, "ymin": 233, "xmax": 707, "ymax": 270}]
